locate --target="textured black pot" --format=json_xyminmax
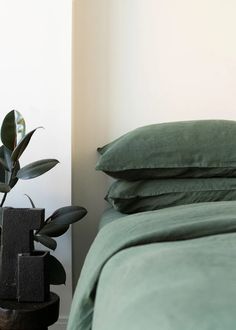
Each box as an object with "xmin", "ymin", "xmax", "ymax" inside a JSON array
[{"xmin": 0, "ymin": 208, "xmax": 50, "ymax": 302}]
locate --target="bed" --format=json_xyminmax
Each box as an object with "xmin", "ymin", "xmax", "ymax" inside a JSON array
[
  {"xmin": 68, "ymin": 120, "xmax": 236, "ymax": 330},
  {"xmin": 68, "ymin": 201, "xmax": 236, "ymax": 330}
]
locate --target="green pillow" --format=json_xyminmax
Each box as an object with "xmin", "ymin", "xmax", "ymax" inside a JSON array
[
  {"xmin": 106, "ymin": 178, "xmax": 236, "ymax": 214},
  {"xmin": 96, "ymin": 120, "xmax": 236, "ymax": 180}
]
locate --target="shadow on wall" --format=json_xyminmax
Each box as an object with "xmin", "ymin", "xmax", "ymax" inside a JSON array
[{"xmin": 72, "ymin": 0, "xmax": 111, "ymax": 289}]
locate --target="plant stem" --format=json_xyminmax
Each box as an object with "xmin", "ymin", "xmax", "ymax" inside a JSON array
[
  {"xmin": 0, "ymin": 168, "xmax": 15, "ymax": 208},
  {"xmin": 0, "ymin": 192, "xmax": 7, "ymax": 207}
]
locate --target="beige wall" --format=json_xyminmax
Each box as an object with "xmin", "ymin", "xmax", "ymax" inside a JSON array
[{"xmin": 72, "ymin": 0, "xmax": 236, "ymax": 285}]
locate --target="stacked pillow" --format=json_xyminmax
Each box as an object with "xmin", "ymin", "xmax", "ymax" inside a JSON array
[{"xmin": 96, "ymin": 120, "xmax": 236, "ymax": 214}]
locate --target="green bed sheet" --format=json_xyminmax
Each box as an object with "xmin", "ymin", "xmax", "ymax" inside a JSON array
[{"xmin": 67, "ymin": 201, "xmax": 236, "ymax": 330}]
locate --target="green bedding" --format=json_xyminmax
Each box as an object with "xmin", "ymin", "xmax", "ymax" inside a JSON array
[
  {"xmin": 98, "ymin": 207, "xmax": 125, "ymax": 229},
  {"xmin": 67, "ymin": 201, "xmax": 236, "ymax": 330}
]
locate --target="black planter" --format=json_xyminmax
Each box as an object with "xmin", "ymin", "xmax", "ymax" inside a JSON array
[{"xmin": 0, "ymin": 208, "xmax": 50, "ymax": 302}]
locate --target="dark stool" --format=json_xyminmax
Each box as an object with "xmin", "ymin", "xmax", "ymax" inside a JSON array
[{"xmin": 0, "ymin": 292, "xmax": 59, "ymax": 330}]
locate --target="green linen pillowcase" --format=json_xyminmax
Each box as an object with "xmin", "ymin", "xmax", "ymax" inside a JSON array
[
  {"xmin": 96, "ymin": 120, "xmax": 236, "ymax": 180},
  {"xmin": 106, "ymin": 178, "xmax": 236, "ymax": 214}
]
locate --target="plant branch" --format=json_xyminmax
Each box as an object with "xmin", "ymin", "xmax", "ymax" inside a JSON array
[
  {"xmin": 0, "ymin": 169, "xmax": 14, "ymax": 207},
  {"xmin": 0, "ymin": 192, "xmax": 7, "ymax": 207}
]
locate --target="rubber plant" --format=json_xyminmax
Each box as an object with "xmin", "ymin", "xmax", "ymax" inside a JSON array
[{"xmin": 0, "ymin": 110, "xmax": 87, "ymax": 285}]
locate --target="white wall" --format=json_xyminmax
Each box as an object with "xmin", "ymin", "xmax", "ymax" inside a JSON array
[
  {"xmin": 0, "ymin": 1, "xmax": 72, "ymax": 329},
  {"xmin": 72, "ymin": 0, "xmax": 236, "ymax": 283}
]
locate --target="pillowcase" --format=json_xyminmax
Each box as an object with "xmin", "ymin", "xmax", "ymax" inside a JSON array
[
  {"xmin": 96, "ymin": 120, "xmax": 236, "ymax": 180},
  {"xmin": 106, "ymin": 178, "xmax": 236, "ymax": 214}
]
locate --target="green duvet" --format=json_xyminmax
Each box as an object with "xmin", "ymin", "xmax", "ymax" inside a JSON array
[{"xmin": 68, "ymin": 201, "xmax": 236, "ymax": 330}]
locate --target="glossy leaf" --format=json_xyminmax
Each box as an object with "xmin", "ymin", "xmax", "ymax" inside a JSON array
[
  {"xmin": 11, "ymin": 128, "xmax": 41, "ymax": 162},
  {"xmin": 0, "ymin": 183, "xmax": 11, "ymax": 193},
  {"xmin": 34, "ymin": 234, "xmax": 57, "ymax": 250},
  {"xmin": 0, "ymin": 146, "xmax": 11, "ymax": 172},
  {"xmin": 3, "ymin": 146, "xmax": 12, "ymax": 171},
  {"xmin": 1, "ymin": 110, "xmax": 25, "ymax": 150},
  {"xmin": 0, "ymin": 147, "xmax": 6, "ymax": 182},
  {"xmin": 5, "ymin": 161, "xmax": 20, "ymax": 188},
  {"xmin": 47, "ymin": 255, "xmax": 66, "ymax": 285},
  {"xmin": 0, "ymin": 146, "xmax": 8, "ymax": 171},
  {"xmin": 24, "ymin": 194, "xmax": 36, "ymax": 208},
  {"xmin": 17, "ymin": 159, "xmax": 59, "ymax": 180},
  {"xmin": 0, "ymin": 208, "xmax": 2, "ymax": 226},
  {"xmin": 38, "ymin": 222, "xmax": 69, "ymax": 237},
  {"xmin": 0, "ymin": 146, "xmax": 9, "ymax": 184},
  {"xmin": 48, "ymin": 206, "xmax": 87, "ymax": 226},
  {"xmin": 0, "ymin": 158, "xmax": 7, "ymax": 172},
  {"xmin": 0, "ymin": 165, "xmax": 4, "ymax": 184}
]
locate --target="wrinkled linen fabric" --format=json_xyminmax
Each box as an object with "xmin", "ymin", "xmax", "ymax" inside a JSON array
[
  {"xmin": 96, "ymin": 120, "xmax": 236, "ymax": 180},
  {"xmin": 67, "ymin": 201, "xmax": 236, "ymax": 330}
]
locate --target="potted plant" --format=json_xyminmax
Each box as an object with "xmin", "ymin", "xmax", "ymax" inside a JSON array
[{"xmin": 0, "ymin": 110, "xmax": 87, "ymax": 302}]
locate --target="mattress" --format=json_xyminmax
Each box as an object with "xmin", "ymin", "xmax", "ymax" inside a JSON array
[{"xmin": 68, "ymin": 201, "xmax": 236, "ymax": 330}]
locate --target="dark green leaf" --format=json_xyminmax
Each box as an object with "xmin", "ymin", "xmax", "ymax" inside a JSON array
[
  {"xmin": 11, "ymin": 128, "xmax": 41, "ymax": 162},
  {"xmin": 0, "ymin": 208, "xmax": 3, "ymax": 226},
  {"xmin": 0, "ymin": 146, "xmax": 9, "ymax": 172},
  {"xmin": 38, "ymin": 222, "xmax": 69, "ymax": 237},
  {"xmin": 48, "ymin": 206, "xmax": 87, "ymax": 226},
  {"xmin": 0, "ymin": 158, "xmax": 7, "ymax": 172},
  {"xmin": 34, "ymin": 234, "xmax": 57, "ymax": 250},
  {"xmin": 0, "ymin": 146, "xmax": 18, "ymax": 186},
  {"xmin": 0, "ymin": 146, "xmax": 11, "ymax": 171},
  {"xmin": 17, "ymin": 159, "xmax": 59, "ymax": 180},
  {"xmin": 47, "ymin": 255, "xmax": 66, "ymax": 285},
  {"xmin": 7, "ymin": 161, "xmax": 20, "ymax": 188},
  {"xmin": 0, "ymin": 147, "xmax": 6, "ymax": 182},
  {"xmin": 0, "ymin": 157, "xmax": 6, "ymax": 170},
  {"xmin": 24, "ymin": 194, "xmax": 36, "ymax": 208},
  {"xmin": 0, "ymin": 183, "xmax": 11, "ymax": 193},
  {"xmin": 3, "ymin": 147, "xmax": 12, "ymax": 171},
  {"xmin": 0, "ymin": 166, "xmax": 4, "ymax": 187},
  {"xmin": 1, "ymin": 110, "xmax": 25, "ymax": 150}
]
